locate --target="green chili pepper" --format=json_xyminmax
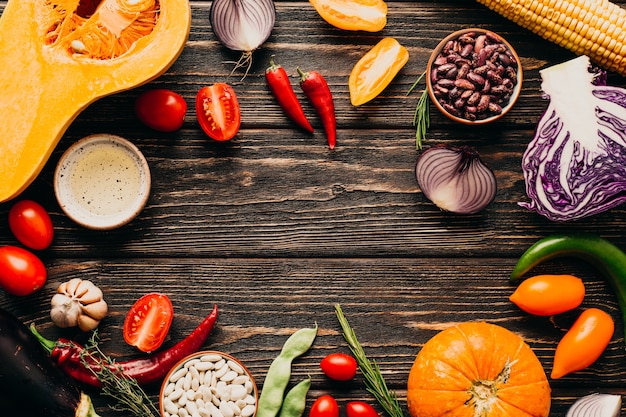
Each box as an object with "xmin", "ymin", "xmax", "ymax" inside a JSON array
[
  {"xmin": 511, "ymin": 234, "xmax": 626, "ymax": 346},
  {"xmin": 277, "ymin": 377, "xmax": 311, "ymax": 417},
  {"xmin": 256, "ymin": 325, "xmax": 318, "ymax": 417}
]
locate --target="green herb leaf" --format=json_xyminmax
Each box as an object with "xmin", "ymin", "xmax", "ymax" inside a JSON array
[
  {"xmin": 80, "ymin": 331, "xmax": 159, "ymax": 417},
  {"xmin": 335, "ymin": 304, "xmax": 405, "ymax": 417},
  {"xmin": 407, "ymin": 71, "xmax": 430, "ymax": 150}
]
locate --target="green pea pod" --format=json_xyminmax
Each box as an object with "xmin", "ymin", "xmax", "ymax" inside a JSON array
[
  {"xmin": 511, "ymin": 234, "xmax": 626, "ymax": 346},
  {"xmin": 278, "ymin": 377, "xmax": 311, "ymax": 417},
  {"xmin": 256, "ymin": 325, "xmax": 318, "ymax": 417}
]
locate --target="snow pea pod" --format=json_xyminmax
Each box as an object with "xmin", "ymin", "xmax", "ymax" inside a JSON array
[
  {"xmin": 256, "ymin": 325, "xmax": 318, "ymax": 417},
  {"xmin": 511, "ymin": 234, "xmax": 626, "ymax": 346},
  {"xmin": 278, "ymin": 377, "xmax": 311, "ymax": 417}
]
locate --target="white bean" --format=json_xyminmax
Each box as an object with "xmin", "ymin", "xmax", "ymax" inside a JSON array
[
  {"xmin": 186, "ymin": 400, "xmax": 199, "ymax": 416},
  {"xmin": 201, "ymin": 353, "xmax": 223, "ymax": 362},
  {"xmin": 230, "ymin": 385, "xmax": 247, "ymax": 401},
  {"xmin": 185, "ymin": 358, "xmax": 201, "ymax": 369},
  {"xmin": 220, "ymin": 401, "xmax": 235, "ymax": 417},
  {"xmin": 169, "ymin": 388, "xmax": 184, "ymax": 402},
  {"xmin": 170, "ymin": 367, "xmax": 188, "ymax": 383},
  {"xmin": 221, "ymin": 370, "xmax": 238, "ymax": 382},
  {"xmin": 164, "ymin": 382, "xmax": 176, "ymax": 397},
  {"xmin": 227, "ymin": 360, "xmax": 244, "ymax": 374},
  {"xmin": 195, "ymin": 361, "xmax": 214, "ymax": 372},
  {"xmin": 241, "ymin": 405, "xmax": 256, "ymax": 417},
  {"xmin": 232, "ymin": 376, "xmax": 249, "ymax": 386},
  {"xmin": 214, "ymin": 363, "xmax": 229, "ymax": 378},
  {"xmin": 164, "ymin": 398, "xmax": 179, "ymax": 415}
]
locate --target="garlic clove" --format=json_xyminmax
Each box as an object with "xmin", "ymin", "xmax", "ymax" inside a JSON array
[
  {"xmin": 64, "ymin": 277, "xmax": 83, "ymax": 295},
  {"xmin": 77, "ymin": 314, "xmax": 101, "ymax": 332},
  {"xmin": 82, "ymin": 299, "xmax": 108, "ymax": 320},
  {"xmin": 79, "ymin": 284, "xmax": 104, "ymax": 304}
]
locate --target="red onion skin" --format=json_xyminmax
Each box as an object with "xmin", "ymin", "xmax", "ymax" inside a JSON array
[
  {"xmin": 209, "ymin": 0, "xmax": 275, "ymax": 52},
  {"xmin": 415, "ymin": 145, "xmax": 497, "ymax": 214}
]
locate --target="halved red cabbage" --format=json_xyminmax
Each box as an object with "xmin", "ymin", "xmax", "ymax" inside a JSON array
[{"xmin": 520, "ymin": 55, "xmax": 626, "ymax": 222}]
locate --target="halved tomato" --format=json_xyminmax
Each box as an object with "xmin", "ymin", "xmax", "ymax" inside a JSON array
[
  {"xmin": 349, "ymin": 37, "xmax": 409, "ymax": 106},
  {"xmin": 123, "ymin": 293, "xmax": 174, "ymax": 353},
  {"xmin": 309, "ymin": 0, "xmax": 387, "ymax": 32},
  {"xmin": 195, "ymin": 83, "xmax": 241, "ymax": 141}
]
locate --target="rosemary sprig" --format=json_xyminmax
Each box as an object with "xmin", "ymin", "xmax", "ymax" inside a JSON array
[
  {"xmin": 335, "ymin": 304, "xmax": 405, "ymax": 417},
  {"xmin": 406, "ymin": 71, "xmax": 430, "ymax": 150},
  {"xmin": 80, "ymin": 331, "xmax": 159, "ymax": 417}
]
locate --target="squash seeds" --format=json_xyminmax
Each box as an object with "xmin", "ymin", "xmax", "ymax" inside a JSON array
[{"xmin": 161, "ymin": 352, "xmax": 257, "ymax": 417}]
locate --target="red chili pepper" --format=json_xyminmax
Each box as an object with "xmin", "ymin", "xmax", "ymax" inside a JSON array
[
  {"xmin": 297, "ymin": 67, "xmax": 337, "ymax": 150},
  {"xmin": 265, "ymin": 56, "xmax": 314, "ymax": 133},
  {"xmin": 32, "ymin": 304, "xmax": 218, "ymax": 387}
]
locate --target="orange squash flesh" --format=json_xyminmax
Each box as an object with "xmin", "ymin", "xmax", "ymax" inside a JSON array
[
  {"xmin": 407, "ymin": 322, "xmax": 551, "ymax": 417},
  {"xmin": 0, "ymin": 0, "xmax": 191, "ymax": 202}
]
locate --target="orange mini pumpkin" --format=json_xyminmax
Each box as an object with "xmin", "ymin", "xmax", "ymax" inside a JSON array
[{"xmin": 407, "ymin": 322, "xmax": 551, "ymax": 417}]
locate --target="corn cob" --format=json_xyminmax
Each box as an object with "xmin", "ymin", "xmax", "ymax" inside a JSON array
[{"xmin": 475, "ymin": 0, "xmax": 626, "ymax": 76}]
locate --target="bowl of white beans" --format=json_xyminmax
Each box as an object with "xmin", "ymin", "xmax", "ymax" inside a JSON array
[{"xmin": 160, "ymin": 351, "xmax": 258, "ymax": 417}]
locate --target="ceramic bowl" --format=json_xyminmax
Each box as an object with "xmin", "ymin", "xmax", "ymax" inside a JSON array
[
  {"xmin": 160, "ymin": 351, "xmax": 258, "ymax": 417},
  {"xmin": 54, "ymin": 133, "xmax": 151, "ymax": 230},
  {"xmin": 426, "ymin": 28, "xmax": 523, "ymax": 125}
]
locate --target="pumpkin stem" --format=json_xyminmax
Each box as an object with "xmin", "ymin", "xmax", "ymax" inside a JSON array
[{"xmin": 466, "ymin": 360, "xmax": 515, "ymax": 416}]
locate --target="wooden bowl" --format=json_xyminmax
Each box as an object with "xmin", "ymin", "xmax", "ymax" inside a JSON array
[
  {"xmin": 160, "ymin": 351, "xmax": 258, "ymax": 417},
  {"xmin": 426, "ymin": 28, "xmax": 523, "ymax": 125}
]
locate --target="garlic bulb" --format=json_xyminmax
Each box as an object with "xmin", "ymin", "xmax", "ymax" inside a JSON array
[{"xmin": 50, "ymin": 278, "xmax": 108, "ymax": 331}]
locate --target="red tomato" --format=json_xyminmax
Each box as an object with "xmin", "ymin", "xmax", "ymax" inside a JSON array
[
  {"xmin": 123, "ymin": 293, "xmax": 174, "ymax": 353},
  {"xmin": 346, "ymin": 402, "xmax": 379, "ymax": 417},
  {"xmin": 310, "ymin": 395, "xmax": 339, "ymax": 417},
  {"xmin": 195, "ymin": 83, "xmax": 241, "ymax": 141},
  {"xmin": 0, "ymin": 246, "xmax": 47, "ymax": 296},
  {"xmin": 8, "ymin": 200, "xmax": 54, "ymax": 250},
  {"xmin": 135, "ymin": 89, "xmax": 187, "ymax": 132},
  {"xmin": 320, "ymin": 352, "xmax": 358, "ymax": 381}
]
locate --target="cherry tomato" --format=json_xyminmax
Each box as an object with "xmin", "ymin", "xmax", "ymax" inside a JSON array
[
  {"xmin": 0, "ymin": 246, "xmax": 47, "ymax": 296},
  {"xmin": 551, "ymin": 308, "xmax": 614, "ymax": 379},
  {"xmin": 349, "ymin": 37, "xmax": 409, "ymax": 106},
  {"xmin": 8, "ymin": 200, "xmax": 54, "ymax": 250},
  {"xmin": 123, "ymin": 292, "xmax": 174, "ymax": 353},
  {"xmin": 320, "ymin": 352, "xmax": 358, "ymax": 381},
  {"xmin": 509, "ymin": 274, "xmax": 585, "ymax": 316},
  {"xmin": 309, "ymin": 0, "xmax": 387, "ymax": 32},
  {"xmin": 346, "ymin": 402, "xmax": 379, "ymax": 417},
  {"xmin": 310, "ymin": 395, "xmax": 339, "ymax": 417},
  {"xmin": 195, "ymin": 83, "xmax": 241, "ymax": 141},
  {"xmin": 135, "ymin": 89, "xmax": 187, "ymax": 132}
]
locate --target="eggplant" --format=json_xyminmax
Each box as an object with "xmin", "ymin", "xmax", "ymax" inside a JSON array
[{"xmin": 0, "ymin": 306, "xmax": 100, "ymax": 417}]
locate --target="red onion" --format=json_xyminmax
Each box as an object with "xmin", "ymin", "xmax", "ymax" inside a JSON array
[
  {"xmin": 566, "ymin": 394, "xmax": 621, "ymax": 417},
  {"xmin": 415, "ymin": 145, "xmax": 497, "ymax": 214},
  {"xmin": 210, "ymin": 0, "xmax": 276, "ymax": 76}
]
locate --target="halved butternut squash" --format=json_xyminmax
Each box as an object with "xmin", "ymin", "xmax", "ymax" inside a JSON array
[{"xmin": 0, "ymin": 0, "xmax": 191, "ymax": 202}]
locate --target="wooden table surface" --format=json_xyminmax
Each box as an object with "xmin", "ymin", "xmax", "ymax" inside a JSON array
[{"xmin": 2, "ymin": 1, "xmax": 626, "ymax": 415}]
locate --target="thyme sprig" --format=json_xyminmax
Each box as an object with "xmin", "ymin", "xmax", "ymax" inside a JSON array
[
  {"xmin": 80, "ymin": 331, "xmax": 159, "ymax": 417},
  {"xmin": 407, "ymin": 71, "xmax": 430, "ymax": 150},
  {"xmin": 335, "ymin": 304, "xmax": 405, "ymax": 417}
]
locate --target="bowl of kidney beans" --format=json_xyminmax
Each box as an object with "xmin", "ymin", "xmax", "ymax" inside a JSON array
[{"xmin": 426, "ymin": 28, "xmax": 522, "ymax": 124}]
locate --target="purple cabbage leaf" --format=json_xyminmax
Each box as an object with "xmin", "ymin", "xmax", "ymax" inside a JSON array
[{"xmin": 520, "ymin": 55, "xmax": 626, "ymax": 221}]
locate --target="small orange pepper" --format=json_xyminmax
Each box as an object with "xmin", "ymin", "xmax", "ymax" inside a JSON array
[
  {"xmin": 308, "ymin": 0, "xmax": 388, "ymax": 32},
  {"xmin": 509, "ymin": 274, "xmax": 585, "ymax": 316},
  {"xmin": 551, "ymin": 308, "xmax": 614, "ymax": 379}
]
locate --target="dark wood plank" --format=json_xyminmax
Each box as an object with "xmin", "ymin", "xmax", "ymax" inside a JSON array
[{"xmin": 2, "ymin": 1, "xmax": 626, "ymax": 416}]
